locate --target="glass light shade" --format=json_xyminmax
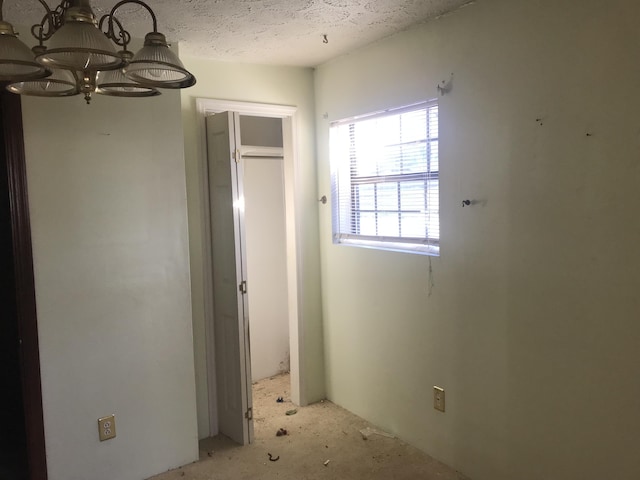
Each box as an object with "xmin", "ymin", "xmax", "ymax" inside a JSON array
[
  {"xmin": 96, "ymin": 67, "xmax": 160, "ymax": 97},
  {"xmin": 124, "ymin": 32, "xmax": 196, "ymax": 88},
  {"xmin": 36, "ymin": 22, "xmax": 123, "ymax": 71},
  {"xmin": 0, "ymin": 21, "xmax": 48, "ymax": 81},
  {"xmin": 6, "ymin": 68, "xmax": 78, "ymax": 96}
]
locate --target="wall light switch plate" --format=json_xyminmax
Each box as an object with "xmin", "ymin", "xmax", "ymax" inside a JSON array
[
  {"xmin": 98, "ymin": 414, "xmax": 116, "ymax": 441},
  {"xmin": 433, "ymin": 386, "xmax": 445, "ymax": 412}
]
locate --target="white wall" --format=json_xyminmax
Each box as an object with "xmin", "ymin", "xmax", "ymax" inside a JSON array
[
  {"xmin": 315, "ymin": 1, "xmax": 640, "ymax": 479},
  {"xmin": 22, "ymin": 90, "xmax": 198, "ymax": 480},
  {"xmin": 180, "ymin": 58, "xmax": 325, "ymax": 438},
  {"xmin": 244, "ymin": 156, "xmax": 290, "ymax": 381}
]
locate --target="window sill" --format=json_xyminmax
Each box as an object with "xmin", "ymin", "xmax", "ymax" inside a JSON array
[{"xmin": 334, "ymin": 237, "xmax": 439, "ymax": 256}]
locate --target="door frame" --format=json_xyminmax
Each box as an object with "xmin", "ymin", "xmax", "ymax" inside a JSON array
[
  {"xmin": 1, "ymin": 91, "xmax": 48, "ymax": 479},
  {"xmin": 196, "ymin": 98, "xmax": 304, "ymax": 436}
]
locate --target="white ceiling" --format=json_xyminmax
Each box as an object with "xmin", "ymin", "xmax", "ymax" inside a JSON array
[{"xmin": 5, "ymin": 0, "xmax": 473, "ymax": 67}]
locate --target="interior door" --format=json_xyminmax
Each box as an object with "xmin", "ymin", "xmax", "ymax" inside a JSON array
[{"xmin": 206, "ymin": 111, "xmax": 254, "ymax": 445}]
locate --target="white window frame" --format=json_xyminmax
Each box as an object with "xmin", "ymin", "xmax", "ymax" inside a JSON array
[{"xmin": 330, "ymin": 100, "xmax": 440, "ymax": 256}]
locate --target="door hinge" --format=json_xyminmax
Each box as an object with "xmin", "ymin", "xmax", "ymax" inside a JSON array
[
  {"xmin": 245, "ymin": 407, "xmax": 253, "ymax": 420},
  {"xmin": 239, "ymin": 280, "xmax": 247, "ymax": 294},
  {"xmin": 233, "ymin": 149, "xmax": 241, "ymax": 163}
]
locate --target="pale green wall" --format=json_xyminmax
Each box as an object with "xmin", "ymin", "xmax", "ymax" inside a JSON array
[
  {"xmin": 180, "ymin": 58, "xmax": 325, "ymax": 438},
  {"xmin": 22, "ymin": 90, "xmax": 198, "ymax": 480},
  {"xmin": 315, "ymin": 0, "xmax": 640, "ymax": 479}
]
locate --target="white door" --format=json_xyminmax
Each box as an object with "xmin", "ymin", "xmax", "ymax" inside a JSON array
[{"xmin": 206, "ymin": 112, "xmax": 254, "ymax": 445}]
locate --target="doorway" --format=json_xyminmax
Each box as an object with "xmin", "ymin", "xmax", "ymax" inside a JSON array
[
  {"xmin": 240, "ymin": 115, "xmax": 290, "ymax": 383},
  {"xmin": 0, "ymin": 91, "xmax": 47, "ymax": 479},
  {"xmin": 197, "ymin": 99, "xmax": 304, "ymax": 441},
  {"xmin": 0, "ymin": 107, "xmax": 28, "ymax": 480}
]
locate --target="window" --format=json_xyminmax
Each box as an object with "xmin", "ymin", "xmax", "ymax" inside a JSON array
[{"xmin": 330, "ymin": 101, "xmax": 439, "ymax": 255}]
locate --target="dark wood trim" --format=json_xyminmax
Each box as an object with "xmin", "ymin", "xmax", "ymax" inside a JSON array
[{"xmin": 1, "ymin": 91, "xmax": 48, "ymax": 480}]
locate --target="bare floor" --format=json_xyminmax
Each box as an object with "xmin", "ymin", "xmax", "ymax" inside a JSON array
[{"xmin": 149, "ymin": 374, "xmax": 467, "ymax": 480}]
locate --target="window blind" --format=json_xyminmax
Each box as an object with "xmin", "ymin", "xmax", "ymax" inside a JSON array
[{"xmin": 330, "ymin": 101, "xmax": 439, "ymax": 255}]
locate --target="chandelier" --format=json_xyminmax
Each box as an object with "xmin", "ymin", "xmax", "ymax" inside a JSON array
[{"xmin": 0, "ymin": 0, "xmax": 196, "ymax": 104}]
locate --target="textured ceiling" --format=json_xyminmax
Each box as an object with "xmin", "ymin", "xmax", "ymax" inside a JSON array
[{"xmin": 4, "ymin": 0, "xmax": 473, "ymax": 67}]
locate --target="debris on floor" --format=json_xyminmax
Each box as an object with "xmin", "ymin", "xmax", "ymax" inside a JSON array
[
  {"xmin": 359, "ymin": 427, "xmax": 395, "ymax": 440},
  {"xmin": 285, "ymin": 408, "xmax": 298, "ymax": 416},
  {"xmin": 268, "ymin": 453, "xmax": 280, "ymax": 462},
  {"xmin": 323, "ymin": 459, "xmax": 331, "ymax": 466},
  {"xmin": 276, "ymin": 396, "xmax": 284, "ymax": 403},
  {"xmin": 276, "ymin": 428, "xmax": 288, "ymax": 437},
  {"xmin": 152, "ymin": 373, "xmax": 469, "ymax": 480}
]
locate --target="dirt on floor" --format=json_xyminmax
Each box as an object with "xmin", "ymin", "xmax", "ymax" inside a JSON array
[{"xmin": 148, "ymin": 373, "xmax": 468, "ymax": 480}]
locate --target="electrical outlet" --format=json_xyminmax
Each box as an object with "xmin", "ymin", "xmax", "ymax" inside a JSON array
[
  {"xmin": 98, "ymin": 414, "xmax": 116, "ymax": 441},
  {"xmin": 433, "ymin": 386, "xmax": 445, "ymax": 412}
]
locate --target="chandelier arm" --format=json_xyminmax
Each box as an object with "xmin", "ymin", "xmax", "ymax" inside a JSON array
[
  {"xmin": 99, "ymin": 14, "xmax": 131, "ymax": 50},
  {"xmin": 30, "ymin": 0, "xmax": 67, "ymax": 43},
  {"xmin": 106, "ymin": 0, "xmax": 158, "ymax": 43},
  {"xmin": 36, "ymin": 0, "xmax": 54, "ymax": 17}
]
